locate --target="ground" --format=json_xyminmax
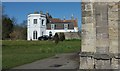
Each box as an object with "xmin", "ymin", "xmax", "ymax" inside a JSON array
[
  {"xmin": 13, "ymin": 53, "xmax": 79, "ymax": 69},
  {"xmin": 2, "ymin": 39, "xmax": 80, "ymax": 69}
]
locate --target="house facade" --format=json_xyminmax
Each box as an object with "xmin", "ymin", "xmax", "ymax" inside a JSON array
[{"xmin": 27, "ymin": 12, "xmax": 78, "ymax": 40}]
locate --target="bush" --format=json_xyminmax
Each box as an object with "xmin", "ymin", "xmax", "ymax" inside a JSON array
[
  {"xmin": 59, "ymin": 33, "xmax": 65, "ymax": 41},
  {"xmin": 54, "ymin": 33, "xmax": 59, "ymax": 44}
]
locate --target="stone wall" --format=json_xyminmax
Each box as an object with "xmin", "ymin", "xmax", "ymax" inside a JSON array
[
  {"xmin": 80, "ymin": 1, "xmax": 120, "ymax": 69},
  {"xmin": 60, "ymin": 32, "xmax": 80, "ymax": 40},
  {"xmin": 81, "ymin": 2, "xmax": 96, "ymax": 52},
  {"xmin": 108, "ymin": 2, "xmax": 119, "ymax": 54},
  {"xmin": 79, "ymin": 52, "xmax": 120, "ymax": 69}
]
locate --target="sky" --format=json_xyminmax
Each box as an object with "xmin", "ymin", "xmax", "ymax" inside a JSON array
[{"xmin": 3, "ymin": 2, "xmax": 81, "ymax": 28}]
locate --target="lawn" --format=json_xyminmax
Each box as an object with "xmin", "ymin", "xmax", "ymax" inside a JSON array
[{"xmin": 2, "ymin": 39, "xmax": 81, "ymax": 69}]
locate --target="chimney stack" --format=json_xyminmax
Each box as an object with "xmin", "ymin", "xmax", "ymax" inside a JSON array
[
  {"xmin": 34, "ymin": 11, "xmax": 39, "ymax": 14},
  {"xmin": 71, "ymin": 14, "xmax": 74, "ymax": 20},
  {"xmin": 40, "ymin": 11, "xmax": 43, "ymax": 14},
  {"xmin": 63, "ymin": 16, "xmax": 66, "ymax": 20}
]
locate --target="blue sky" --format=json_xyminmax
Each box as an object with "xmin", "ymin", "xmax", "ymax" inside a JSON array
[{"xmin": 3, "ymin": 2, "xmax": 81, "ymax": 28}]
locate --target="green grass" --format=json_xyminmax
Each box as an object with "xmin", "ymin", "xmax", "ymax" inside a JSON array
[{"xmin": 2, "ymin": 40, "xmax": 81, "ymax": 69}]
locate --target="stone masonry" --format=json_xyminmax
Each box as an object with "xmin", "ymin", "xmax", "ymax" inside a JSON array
[{"xmin": 80, "ymin": 0, "xmax": 120, "ymax": 69}]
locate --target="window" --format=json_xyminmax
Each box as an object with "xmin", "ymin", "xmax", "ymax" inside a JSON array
[
  {"xmin": 34, "ymin": 19, "xmax": 37, "ymax": 24},
  {"xmin": 51, "ymin": 24, "xmax": 54, "ymax": 30},
  {"xmin": 64, "ymin": 24, "xmax": 68, "ymax": 30},
  {"xmin": 42, "ymin": 19, "xmax": 44, "ymax": 25},
  {"xmin": 54, "ymin": 24, "xmax": 56, "ymax": 29},
  {"xmin": 68, "ymin": 24, "xmax": 69, "ymax": 29},
  {"xmin": 33, "ymin": 31, "xmax": 37, "ymax": 39},
  {"xmin": 49, "ymin": 31, "xmax": 52, "ymax": 37}
]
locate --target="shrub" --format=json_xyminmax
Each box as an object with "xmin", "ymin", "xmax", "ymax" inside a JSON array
[
  {"xmin": 59, "ymin": 33, "xmax": 65, "ymax": 41},
  {"xmin": 54, "ymin": 33, "xmax": 59, "ymax": 44}
]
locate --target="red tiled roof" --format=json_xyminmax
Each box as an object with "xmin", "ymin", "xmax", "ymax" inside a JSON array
[
  {"xmin": 63, "ymin": 19, "xmax": 78, "ymax": 27},
  {"xmin": 49, "ymin": 18, "xmax": 63, "ymax": 23},
  {"xmin": 48, "ymin": 18, "xmax": 78, "ymax": 27}
]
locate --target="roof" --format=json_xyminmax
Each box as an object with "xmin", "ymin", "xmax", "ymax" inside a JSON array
[
  {"xmin": 47, "ymin": 22, "xmax": 72, "ymax": 24},
  {"xmin": 49, "ymin": 18, "xmax": 63, "ymax": 23},
  {"xmin": 63, "ymin": 19, "xmax": 78, "ymax": 27},
  {"xmin": 46, "ymin": 21, "xmax": 74, "ymax": 30},
  {"xmin": 48, "ymin": 18, "xmax": 78, "ymax": 27}
]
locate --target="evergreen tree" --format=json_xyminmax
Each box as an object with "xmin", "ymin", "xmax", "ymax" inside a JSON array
[
  {"xmin": 54, "ymin": 33, "xmax": 59, "ymax": 44},
  {"xmin": 2, "ymin": 15, "xmax": 13, "ymax": 40},
  {"xmin": 59, "ymin": 32, "xmax": 65, "ymax": 41}
]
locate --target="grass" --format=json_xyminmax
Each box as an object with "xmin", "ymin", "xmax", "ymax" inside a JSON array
[{"xmin": 2, "ymin": 40, "xmax": 81, "ymax": 69}]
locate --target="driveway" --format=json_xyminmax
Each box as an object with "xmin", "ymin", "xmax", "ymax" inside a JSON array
[{"xmin": 13, "ymin": 53, "xmax": 79, "ymax": 69}]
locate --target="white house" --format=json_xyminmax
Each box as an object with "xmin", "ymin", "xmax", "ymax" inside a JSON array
[{"xmin": 27, "ymin": 12, "xmax": 78, "ymax": 40}]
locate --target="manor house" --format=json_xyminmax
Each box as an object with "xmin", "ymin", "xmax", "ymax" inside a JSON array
[{"xmin": 27, "ymin": 12, "xmax": 78, "ymax": 40}]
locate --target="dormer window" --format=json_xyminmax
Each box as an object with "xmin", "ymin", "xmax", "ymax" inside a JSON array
[
  {"xmin": 51, "ymin": 24, "xmax": 54, "ymax": 30},
  {"xmin": 64, "ymin": 24, "xmax": 68, "ymax": 30},
  {"xmin": 54, "ymin": 24, "xmax": 56, "ymax": 29},
  {"xmin": 33, "ymin": 19, "xmax": 37, "ymax": 24}
]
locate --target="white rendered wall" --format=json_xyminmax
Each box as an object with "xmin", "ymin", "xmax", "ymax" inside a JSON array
[
  {"xmin": 74, "ymin": 27, "xmax": 79, "ymax": 32},
  {"xmin": 46, "ymin": 29, "xmax": 75, "ymax": 36},
  {"xmin": 27, "ymin": 14, "xmax": 46, "ymax": 40}
]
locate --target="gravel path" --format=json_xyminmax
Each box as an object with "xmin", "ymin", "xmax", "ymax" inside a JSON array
[{"xmin": 13, "ymin": 53, "xmax": 79, "ymax": 69}]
